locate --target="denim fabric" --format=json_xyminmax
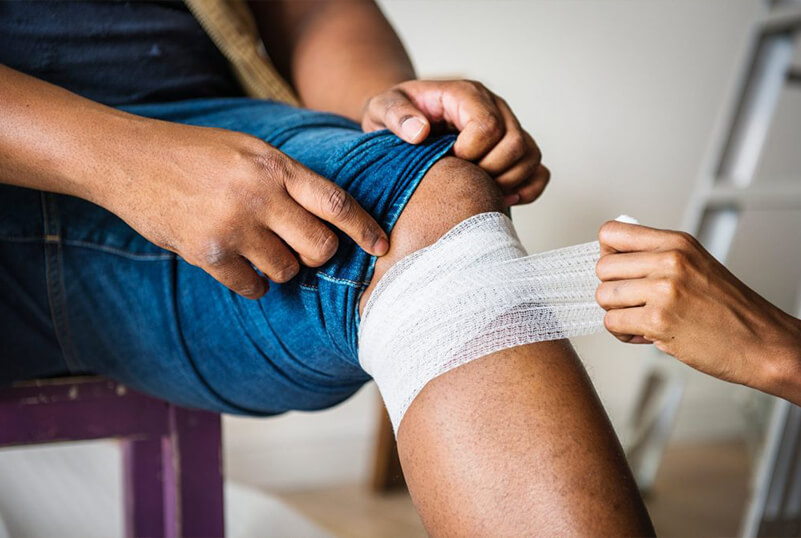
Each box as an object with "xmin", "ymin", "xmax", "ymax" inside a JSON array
[
  {"xmin": 0, "ymin": 98, "xmax": 456, "ymax": 415},
  {"xmin": 0, "ymin": 1, "xmax": 243, "ymax": 106}
]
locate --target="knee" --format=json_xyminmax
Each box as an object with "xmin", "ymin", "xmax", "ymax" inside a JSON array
[
  {"xmin": 360, "ymin": 156, "xmax": 505, "ymax": 313},
  {"xmin": 390, "ymin": 156, "xmax": 504, "ymax": 252}
]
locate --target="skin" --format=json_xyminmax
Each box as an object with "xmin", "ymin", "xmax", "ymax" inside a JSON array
[
  {"xmin": 597, "ymin": 221, "xmax": 801, "ymax": 406},
  {"xmin": 1, "ymin": 0, "xmax": 650, "ymax": 533},
  {"xmin": 359, "ymin": 158, "xmax": 655, "ymax": 536}
]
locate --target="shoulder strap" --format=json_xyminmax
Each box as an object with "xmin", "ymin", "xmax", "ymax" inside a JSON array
[{"xmin": 184, "ymin": 0, "xmax": 300, "ymax": 106}]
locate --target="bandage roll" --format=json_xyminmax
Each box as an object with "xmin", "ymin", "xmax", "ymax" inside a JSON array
[{"xmin": 359, "ymin": 212, "xmax": 612, "ymax": 434}]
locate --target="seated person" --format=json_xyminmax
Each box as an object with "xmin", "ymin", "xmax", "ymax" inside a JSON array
[{"xmin": 0, "ymin": 0, "xmax": 654, "ymax": 534}]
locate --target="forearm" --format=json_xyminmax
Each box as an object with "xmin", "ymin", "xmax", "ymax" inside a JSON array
[
  {"xmin": 252, "ymin": 0, "xmax": 415, "ymax": 121},
  {"xmin": 0, "ymin": 64, "xmax": 147, "ymax": 204}
]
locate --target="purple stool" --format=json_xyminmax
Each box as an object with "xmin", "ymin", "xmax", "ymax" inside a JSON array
[{"xmin": 0, "ymin": 376, "xmax": 225, "ymax": 538}]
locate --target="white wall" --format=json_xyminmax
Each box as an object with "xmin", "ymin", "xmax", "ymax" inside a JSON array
[{"xmin": 225, "ymin": 0, "xmax": 764, "ymax": 492}]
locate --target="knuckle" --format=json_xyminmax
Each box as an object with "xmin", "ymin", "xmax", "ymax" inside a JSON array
[
  {"xmin": 464, "ymin": 79, "xmax": 488, "ymax": 94},
  {"xmin": 271, "ymin": 260, "xmax": 300, "ymax": 283},
  {"xmin": 253, "ymin": 151, "xmax": 293, "ymax": 186},
  {"xmin": 196, "ymin": 238, "xmax": 232, "ymax": 268},
  {"xmin": 656, "ymin": 277, "xmax": 680, "ymax": 302},
  {"xmin": 478, "ymin": 113, "xmax": 503, "ymax": 139},
  {"xmin": 323, "ymin": 186, "xmax": 352, "ymax": 219},
  {"xmin": 595, "ymin": 255, "xmax": 611, "ymax": 279},
  {"xmin": 521, "ymin": 158, "xmax": 540, "ymax": 178},
  {"xmin": 603, "ymin": 311, "xmax": 617, "ymax": 332},
  {"xmin": 234, "ymin": 281, "xmax": 264, "ymax": 299},
  {"xmin": 672, "ymin": 231, "xmax": 697, "ymax": 250},
  {"xmin": 648, "ymin": 308, "xmax": 670, "ymax": 334},
  {"xmin": 529, "ymin": 136, "xmax": 543, "ymax": 162},
  {"xmin": 540, "ymin": 165, "xmax": 551, "ymax": 182},
  {"xmin": 460, "ymin": 79, "xmax": 479, "ymax": 92},
  {"xmin": 383, "ymin": 93, "xmax": 412, "ymax": 118},
  {"xmin": 598, "ymin": 220, "xmax": 618, "ymax": 242},
  {"xmin": 595, "ymin": 283, "xmax": 611, "ymax": 308},
  {"xmin": 507, "ymin": 132, "xmax": 528, "ymax": 161},
  {"xmin": 663, "ymin": 249, "xmax": 687, "ymax": 274},
  {"xmin": 307, "ymin": 227, "xmax": 338, "ymax": 265}
]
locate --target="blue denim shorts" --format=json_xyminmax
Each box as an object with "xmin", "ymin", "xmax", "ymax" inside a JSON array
[{"xmin": 0, "ymin": 98, "xmax": 456, "ymax": 415}]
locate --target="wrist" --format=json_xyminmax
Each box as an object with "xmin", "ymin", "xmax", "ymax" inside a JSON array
[
  {"xmin": 782, "ymin": 317, "xmax": 801, "ymax": 397},
  {"xmin": 762, "ymin": 314, "xmax": 801, "ymax": 405},
  {"xmin": 75, "ymin": 112, "xmax": 159, "ymax": 209}
]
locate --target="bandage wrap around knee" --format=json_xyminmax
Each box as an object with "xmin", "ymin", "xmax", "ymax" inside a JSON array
[{"xmin": 359, "ymin": 212, "xmax": 617, "ymax": 434}]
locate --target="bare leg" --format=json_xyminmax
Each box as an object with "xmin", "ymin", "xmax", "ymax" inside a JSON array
[{"xmin": 360, "ymin": 157, "xmax": 654, "ymax": 535}]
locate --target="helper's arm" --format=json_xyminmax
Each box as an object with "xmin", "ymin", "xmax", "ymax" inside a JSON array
[
  {"xmin": 596, "ymin": 220, "xmax": 801, "ymax": 405},
  {"xmin": 0, "ymin": 64, "xmax": 388, "ymax": 296},
  {"xmin": 251, "ymin": 0, "xmax": 550, "ymax": 206}
]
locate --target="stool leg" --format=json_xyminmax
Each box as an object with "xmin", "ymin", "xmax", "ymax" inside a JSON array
[
  {"xmin": 123, "ymin": 438, "xmax": 166, "ymax": 538},
  {"xmin": 164, "ymin": 406, "xmax": 225, "ymax": 538}
]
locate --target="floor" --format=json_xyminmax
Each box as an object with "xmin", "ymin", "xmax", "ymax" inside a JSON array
[
  {"xmin": 0, "ymin": 440, "xmax": 331, "ymax": 538},
  {"xmin": 277, "ymin": 440, "xmax": 752, "ymax": 538}
]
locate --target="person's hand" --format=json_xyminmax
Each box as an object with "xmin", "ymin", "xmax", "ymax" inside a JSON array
[
  {"xmin": 361, "ymin": 79, "xmax": 549, "ymax": 207},
  {"xmin": 595, "ymin": 220, "xmax": 801, "ymax": 402},
  {"xmin": 98, "ymin": 119, "xmax": 388, "ymax": 299}
]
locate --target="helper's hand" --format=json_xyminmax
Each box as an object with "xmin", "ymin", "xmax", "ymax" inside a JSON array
[
  {"xmin": 100, "ymin": 120, "xmax": 388, "ymax": 299},
  {"xmin": 361, "ymin": 80, "xmax": 549, "ymax": 206},
  {"xmin": 595, "ymin": 220, "xmax": 801, "ymax": 403}
]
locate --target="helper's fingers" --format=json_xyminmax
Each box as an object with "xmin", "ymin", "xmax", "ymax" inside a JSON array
[
  {"xmin": 596, "ymin": 251, "xmax": 666, "ymax": 281},
  {"xmin": 203, "ymin": 256, "xmax": 268, "ymax": 300},
  {"xmin": 243, "ymin": 229, "xmax": 301, "ymax": 283},
  {"xmin": 284, "ymin": 167, "xmax": 389, "ymax": 256},
  {"xmin": 505, "ymin": 164, "xmax": 550, "ymax": 206},
  {"xmin": 477, "ymin": 99, "xmax": 540, "ymax": 177},
  {"xmin": 603, "ymin": 306, "xmax": 650, "ymax": 343},
  {"xmin": 363, "ymin": 88, "xmax": 430, "ymax": 144},
  {"xmin": 595, "ymin": 279, "xmax": 652, "ymax": 310},
  {"xmin": 598, "ymin": 220, "xmax": 696, "ymax": 256},
  {"xmin": 265, "ymin": 197, "xmax": 340, "ymax": 267}
]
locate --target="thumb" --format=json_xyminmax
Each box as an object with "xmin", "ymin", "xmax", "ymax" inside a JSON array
[{"xmin": 364, "ymin": 89, "xmax": 430, "ymax": 144}]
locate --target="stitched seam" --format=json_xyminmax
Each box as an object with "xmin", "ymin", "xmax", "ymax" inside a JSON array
[
  {"xmin": 299, "ymin": 283, "xmax": 318, "ymax": 291},
  {"xmin": 315, "ymin": 271, "xmax": 369, "ymax": 288},
  {"xmin": 62, "ymin": 240, "xmax": 174, "ymax": 260},
  {"xmin": 40, "ymin": 193, "xmax": 81, "ymax": 372},
  {"xmin": 55, "ymin": 238, "xmax": 82, "ymax": 372},
  {"xmin": 0, "ymin": 235, "xmax": 174, "ymax": 260}
]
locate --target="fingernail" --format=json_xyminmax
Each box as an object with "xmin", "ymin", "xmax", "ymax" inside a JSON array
[
  {"xmin": 401, "ymin": 117, "xmax": 426, "ymax": 142},
  {"xmin": 504, "ymin": 193, "xmax": 520, "ymax": 206},
  {"xmin": 373, "ymin": 236, "xmax": 389, "ymax": 256}
]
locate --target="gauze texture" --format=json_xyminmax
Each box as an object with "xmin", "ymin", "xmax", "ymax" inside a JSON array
[{"xmin": 358, "ymin": 211, "xmax": 608, "ymax": 434}]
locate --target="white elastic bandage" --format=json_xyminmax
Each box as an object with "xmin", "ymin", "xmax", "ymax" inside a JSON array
[{"xmin": 359, "ymin": 211, "xmax": 630, "ymax": 433}]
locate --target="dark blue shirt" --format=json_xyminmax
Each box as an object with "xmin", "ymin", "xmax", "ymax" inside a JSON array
[{"xmin": 0, "ymin": 1, "xmax": 245, "ymax": 106}]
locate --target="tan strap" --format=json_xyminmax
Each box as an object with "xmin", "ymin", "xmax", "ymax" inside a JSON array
[{"xmin": 184, "ymin": 0, "xmax": 300, "ymax": 106}]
